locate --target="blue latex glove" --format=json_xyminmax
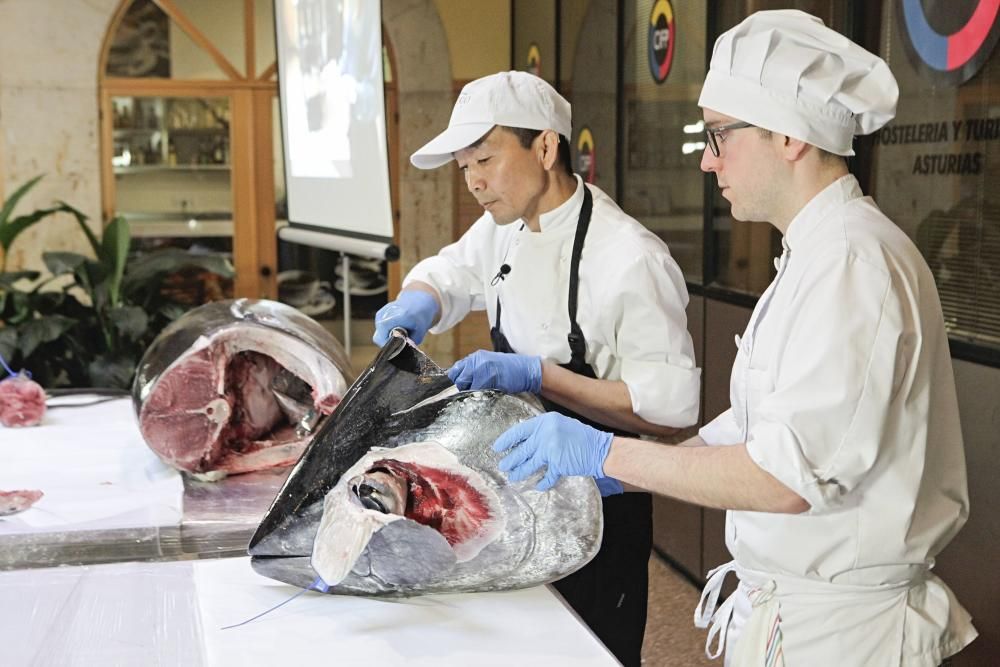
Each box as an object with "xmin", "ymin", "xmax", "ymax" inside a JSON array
[
  {"xmin": 447, "ymin": 350, "xmax": 543, "ymax": 394},
  {"xmin": 372, "ymin": 290, "xmax": 439, "ymax": 347},
  {"xmin": 595, "ymin": 477, "xmax": 624, "ymax": 497},
  {"xmin": 493, "ymin": 413, "xmax": 614, "ymax": 492}
]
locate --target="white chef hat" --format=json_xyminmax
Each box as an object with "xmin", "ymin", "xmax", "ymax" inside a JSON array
[
  {"xmin": 698, "ymin": 10, "xmax": 898, "ymax": 156},
  {"xmin": 410, "ymin": 71, "xmax": 572, "ymax": 169}
]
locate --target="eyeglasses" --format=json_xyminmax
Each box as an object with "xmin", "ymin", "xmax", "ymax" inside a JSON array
[{"xmin": 705, "ymin": 121, "xmax": 754, "ymax": 157}]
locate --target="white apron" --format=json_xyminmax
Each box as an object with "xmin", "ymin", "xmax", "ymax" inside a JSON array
[{"xmin": 696, "ymin": 560, "xmax": 923, "ymax": 666}]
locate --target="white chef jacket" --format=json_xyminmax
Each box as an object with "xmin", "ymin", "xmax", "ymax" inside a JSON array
[
  {"xmin": 697, "ymin": 175, "xmax": 977, "ymax": 666},
  {"xmin": 404, "ymin": 175, "xmax": 700, "ymax": 428}
]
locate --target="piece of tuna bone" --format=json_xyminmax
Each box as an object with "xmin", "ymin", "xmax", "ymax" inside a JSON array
[
  {"xmin": 132, "ymin": 299, "xmax": 353, "ymax": 478},
  {"xmin": 0, "ymin": 489, "xmax": 44, "ymax": 516}
]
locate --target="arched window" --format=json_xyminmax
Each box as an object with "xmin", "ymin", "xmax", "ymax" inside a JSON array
[{"xmin": 99, "ymin": 0, "xmax": 282, "ymax": 299}]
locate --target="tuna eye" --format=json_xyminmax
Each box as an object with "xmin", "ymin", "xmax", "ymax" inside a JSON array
[{"xmin": 354, "ymin": 483, "xmax": 389, "ymax": 514}]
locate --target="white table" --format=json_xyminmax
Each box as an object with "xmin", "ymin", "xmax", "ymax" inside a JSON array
[
  {"xmin": 0, "ymin": 397, "xmax": 182, "ymax": 536},
  {"xmin": 0, "ymin": 402, "xmax": 619, "ymax": 665},
  {"xmin": 0, "ymin": 398, "xmax": 289, "ymax": 569},
  {"xmin": 1, "ymin": 557, "xmax": 619, "ymax": 666}
]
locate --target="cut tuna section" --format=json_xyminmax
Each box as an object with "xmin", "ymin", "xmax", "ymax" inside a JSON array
[
  {"xmin": 0, "ymin": 372, "xmax": 46, "ymax": 427},
  {"xmin": 312, "ymin": 441, "xmax": 505, "ymax": 587},
  {"xmin": 133, "ymin": 299, "xmax": 353, "ymax": 479},
  {"xmin": 0, "ymin": 489, "xmax": 44, "ymax": 516}
]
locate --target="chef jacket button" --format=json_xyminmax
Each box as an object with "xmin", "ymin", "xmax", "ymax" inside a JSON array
[
  {"xmin": 541, "ymin": 323, "xmax": 549, "ymax": 330},
  {"xmin": 734, "ymin": 334, "xmax": 742, "ymax": 349},
  {"xmin": 773, "ymin": 257, "xmax": 780, "ymax": 270}
]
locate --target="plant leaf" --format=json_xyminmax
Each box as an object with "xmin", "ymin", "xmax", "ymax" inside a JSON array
[
  {"xmin": 31, "ymin": 289, "xmax": 66, "ymax": 315},
  {"xmin": 123, "ymin": 247, "xmax": 234, "ymax": 289},
  {"xmin": 0, "ymin": 326, "xmax": 17, "ymax": 372},
  {"xmin": 108, "ymin": 304, "xmax": 148, "ymax": 340},
  {"xmin": 156, "ymin": 302, "xmax": 187, "ymax": 322},
  {"xmin": 0, "ymin": 270, "xmax": 41, "ymax": 289},
  {"xmin": 18, "ymin": 314, "xmax": 77, "ymax": 358},
  {"xmin": 43, "ymin": 251, "xmax": 89, "ymax": 276},
  {"xmin": 0, "ymin": 174, "xmax": 43, "ymax": 227},
  {"xmin": 4, "ymin": 291, "xmax": 33, "ymax": 325},
  {"xmin": 75, "ymin": 258, "xmax": 111, "ymax": 310},
  {"xmin": 55, "ymin": 201, "xmax": 101, "ymax": 257},
  {"xmin": 100, "ymin": 216, "xmax": 130, "ymax": 306},
  {"xmin": 87, "ymin": 354, "xmax": 135, "ymax": 390},
  {"xmin": 0, "ymin": 206, "xmax": 65, "ymax": 254}
]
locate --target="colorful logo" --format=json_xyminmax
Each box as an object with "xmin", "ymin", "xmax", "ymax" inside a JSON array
[
  {"xmin": 527, "ymin": 43, "xmax": 541, "ymax": 77},
  {"xmin": 898, "ymin": 0, "xmax": 1000, "ymax": 86},
  {"xmin": 576, "ymin": 127, "xmax": 596, "ymax": 184},
  {"xmin": 647, "ymin": 0, "xmax": 676, "ymax": 84}
]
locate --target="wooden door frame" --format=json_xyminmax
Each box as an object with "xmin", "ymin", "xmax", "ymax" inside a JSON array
[{"xmin": 97, "ymin": 0, "xmax": 278, "ymax": 299}]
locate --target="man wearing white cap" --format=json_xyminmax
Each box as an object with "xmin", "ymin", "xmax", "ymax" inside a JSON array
[
  {"xmin": 491, "ymin": 11, "xmax": 977, "ymax": 666},
  {"xmin": 372, "ymin": 70, "xmax": 701, "ymax": 665}
]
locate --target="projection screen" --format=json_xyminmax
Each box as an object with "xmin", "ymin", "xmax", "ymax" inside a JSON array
[{"xmin": 274, "ymin": 0, "xmax": 396, "ymax": 259}]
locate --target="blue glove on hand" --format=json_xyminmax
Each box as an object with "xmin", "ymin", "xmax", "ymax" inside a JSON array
[
  {"xmin": 372, "ymin": 290, "xmax": 439, "ymax": 347},
  {"xmin": 595, "ymin": 477, "xmax": 624, "ymax": 497},
  {"xmin": 447, "ymin": 350, "xmax": 543, "ymax": 394},
  {"xmin": 493, "ymin": 413, "xmax": 614, "ymax": 492}
]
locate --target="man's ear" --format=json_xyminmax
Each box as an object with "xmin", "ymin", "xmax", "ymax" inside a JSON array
[
  {"xmin": 782, "ymin": 135, "xmax": 810, "ymax": 162},
  {"xmin": 538, "ymin": 130, "xmax": 561, "ymax": 171}
]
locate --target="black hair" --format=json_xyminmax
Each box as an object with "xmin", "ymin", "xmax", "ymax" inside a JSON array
[{"xmin": 500, "ymin": 126, "xmax": 575, "ymax": 176}]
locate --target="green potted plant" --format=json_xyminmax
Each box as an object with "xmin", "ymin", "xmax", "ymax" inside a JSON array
[{"xmin": 0, "ymin": 175, "xmax": 234, "ymax": 389}]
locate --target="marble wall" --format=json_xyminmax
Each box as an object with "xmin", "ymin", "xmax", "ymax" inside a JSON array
[{"xmin": 0, "ymin": 0, "xmax": 118, "ymax": 270}]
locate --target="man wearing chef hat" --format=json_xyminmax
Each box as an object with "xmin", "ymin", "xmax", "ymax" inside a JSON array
[
  {"xmin": 490, "ymin": 11, "xmax": 978, "ymax": 665},
  {"xmin": 372, "ymin": 70, "xmax": 701, "ymax": 665}
]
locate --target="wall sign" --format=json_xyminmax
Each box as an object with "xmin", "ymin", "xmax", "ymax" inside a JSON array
[
  {"xmin": 576, "ymin": 127, "xmax": 596, "ymax": 183},
  {"xmin": 647, "ymin": 0, "xmax": 676, "ymax": 84},
  {"xmin": 898, "ymin": 0, "xmax": 1000, "ymax": 86},
  {"xmin": 878, "ymin": 116, "xmax": 1000, "ymax": 175},
  {"xmin": 527, "ymin": 43, "xmax": 541, "ymax": 77}
]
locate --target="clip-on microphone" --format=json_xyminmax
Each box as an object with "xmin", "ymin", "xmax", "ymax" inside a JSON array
[{"xmin": 490, "ymin": 263, "xmax": 511, "ymax": 286}]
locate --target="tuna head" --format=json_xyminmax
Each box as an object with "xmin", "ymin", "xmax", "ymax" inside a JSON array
[
  {"xmin": 132, "ymin": 299, "xmax": 353, "ymax": 479},
  {"xmin": 248, "ymin": 336, "xmax": 603, "ymax": 596}
]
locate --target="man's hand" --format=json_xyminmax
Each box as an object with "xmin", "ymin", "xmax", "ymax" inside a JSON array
[
  {"xmin": 373, "ymin": 290, "xmax": 439, "ymax": 346},
  {"xmin": 493, "ymin": 413, "xmax": 621, "ymax": 494},
  {"xmin": 447, "ymin": 350, "xmax": 543, "ymax": 394}
]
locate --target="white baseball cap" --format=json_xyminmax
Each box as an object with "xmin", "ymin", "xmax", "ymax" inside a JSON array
[
  {"xmin": 410, "ymin": 71, "xmax": 572, "ymax": 169},
  {"xmin": 698, "ymin": 10, "xmax": 898, "ymax": 156}
]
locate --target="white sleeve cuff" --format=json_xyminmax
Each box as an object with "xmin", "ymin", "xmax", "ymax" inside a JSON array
[
  {"xmin": 622, "ymin": 357, "xmax": 700, "ymax": 428},
  {"xmin": 745, "ymin": 421, "xmax": 846, "ymax": 514},
  {"xmin": 403, "ymin": 257, "xmax": 482, "ymax": 332},
  {"xmin": 698, "ymin": 408, "xmax": 741, "ymax": 446}
]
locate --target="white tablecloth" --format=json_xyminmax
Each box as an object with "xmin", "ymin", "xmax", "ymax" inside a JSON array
[
  {"xmin": 0, "ymin": 398, "xmax": 183, "ymax": 535},
  {"xmin": 1, "ymin": 557, "xmax": 618, "ymax": 666}
]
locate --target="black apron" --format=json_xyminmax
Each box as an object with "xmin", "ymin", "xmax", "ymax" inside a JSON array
[{"xmin": 491, "ymin": 187, "xmax": 652, "ymax": 667}]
